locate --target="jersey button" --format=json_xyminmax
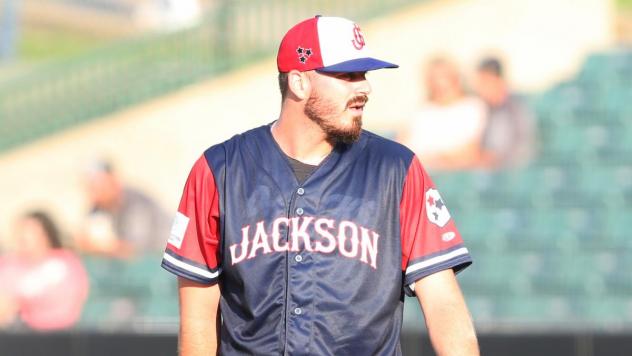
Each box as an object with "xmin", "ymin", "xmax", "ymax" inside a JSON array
[
  {"xmin": 297, "ymin": 187, "xmax": 305, "ymax": 196},
  {"xmin": 294, "ymin": 255, "xmax": 303, "ymax": 263},
  {"xmin": 295, "ymin": 207, "xmax": 304, "ymax": 216},
  {"xmin": 294, "ymin": 307, "xmax": 302, "ymax": 315}
]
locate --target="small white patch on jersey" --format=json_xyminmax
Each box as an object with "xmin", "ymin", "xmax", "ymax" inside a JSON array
[
  {"xmin": 168, "ymin": 212, "xmax": 189, "ymax": 249},
  {"xmin": 425, "ymin": 188, "xmax": 451, "ymax": 227},
  {"xmin": 442, "ymin": 231, "xmax": 456, "ymax": 242}
]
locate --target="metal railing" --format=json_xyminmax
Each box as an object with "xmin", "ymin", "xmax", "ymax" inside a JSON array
[{"xmin": 0, "ymin": 0, "xmax": 427, "ymax": 152}]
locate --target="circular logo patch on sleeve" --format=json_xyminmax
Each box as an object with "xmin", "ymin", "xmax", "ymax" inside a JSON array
[{"xmin": 425, "ymin": 188, "xmax": 451, "ymax": 227}]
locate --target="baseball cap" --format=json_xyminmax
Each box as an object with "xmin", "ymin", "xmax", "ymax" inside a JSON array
[{"xmin": 277, "ymin": 16, "xmax": 398, "ymax": 73}]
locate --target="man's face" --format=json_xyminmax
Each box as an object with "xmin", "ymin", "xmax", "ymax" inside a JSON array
[
  {"xmin": 474, "ymin": 70, "xmax": 505, "ymax": 106},
  {"xmin": 304, "ymin": 71, "xmax": 371, "ymax": 144},
  {"xmin": 425, "ymin": 61, "xmax": 461, "ymax": 102},
  {"xmin": 85, "ymin": 172, "xmax": 120, "ymax": 210}
]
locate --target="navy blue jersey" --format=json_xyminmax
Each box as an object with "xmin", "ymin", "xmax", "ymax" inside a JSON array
[{"xmin": 162, "ymin": 124, "xmax": 472, "ymax": 355}]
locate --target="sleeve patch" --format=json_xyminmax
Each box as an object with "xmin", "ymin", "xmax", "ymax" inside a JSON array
[
  {"xmin": 425, "ymin": 188, "xmax": 451, "ymax": 227},
  {"xmin": 168, "ymin": 212, "xmax": 190, "ymax": 249}
]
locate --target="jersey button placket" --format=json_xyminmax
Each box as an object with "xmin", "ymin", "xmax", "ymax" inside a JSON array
[
  {"xmin": 292, "ymin": 194, "xmax": 304, "ymax": 262},
  {"xmin": 286, "ymin": 187, "xmax": 312, "ymax": 355}
]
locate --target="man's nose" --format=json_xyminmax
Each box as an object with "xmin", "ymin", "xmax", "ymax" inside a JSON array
[{"xmin": 356, "ymin": 77, "xmax": 372, "ymax": 96}]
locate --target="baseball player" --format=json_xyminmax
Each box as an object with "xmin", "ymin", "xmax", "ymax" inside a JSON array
[{"xmin": 162, "ymin": 16, "xmax": 478, "ymax": 356}]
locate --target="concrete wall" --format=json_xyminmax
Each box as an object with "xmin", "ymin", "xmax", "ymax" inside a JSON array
[{"xmin": 0, "ymin": 0, "xmax": 615, "ymax": 246}]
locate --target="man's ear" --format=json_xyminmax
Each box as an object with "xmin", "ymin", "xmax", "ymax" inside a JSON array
[{"xmin": 288, "ymin": 70, "xmax": 310, "ymax": 100}]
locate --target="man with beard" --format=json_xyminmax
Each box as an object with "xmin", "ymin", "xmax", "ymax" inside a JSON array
[{"xmin": 162, "ymin": 16, "xmax": 479, "ymax": 356}]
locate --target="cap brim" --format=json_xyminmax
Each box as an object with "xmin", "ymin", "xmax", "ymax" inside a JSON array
[{"xmin": 316, "ymin": 57, "xmax": 399, "ymax": 73}]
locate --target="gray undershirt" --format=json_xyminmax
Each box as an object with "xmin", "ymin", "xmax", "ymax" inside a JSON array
[{"xmin": 285, "ymin": 155, "xmax": 318, "ymax": 185}]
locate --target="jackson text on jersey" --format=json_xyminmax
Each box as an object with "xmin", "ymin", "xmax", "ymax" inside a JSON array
[
  {"xmin": 161, "ymin": 125, "xmax": 472, "ymax": 356},
  {"xmin": 230, "ymin": 217, "xmax": 379, "ymax": 268}
]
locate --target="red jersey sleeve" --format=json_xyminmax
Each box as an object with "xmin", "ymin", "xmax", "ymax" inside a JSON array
[
  {"xmin": 400, "ymin": 155, "xmax": 472, "ymax": 296},
  {"xmin": 161, "ymin": 155, "xmax": 221, "ymax": 284}
]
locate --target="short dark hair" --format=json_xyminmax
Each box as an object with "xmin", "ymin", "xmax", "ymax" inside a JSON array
[
  {"xmin": 25, "ymin": 210, "xmax": 63, "ymax": 249},
  {"xmin": 478, "ymin": 57, "xmax": 503, "ymax": 77},
  {"xmin": 278, "ymin": 72, "xmax": 289, "ymax": 100}
]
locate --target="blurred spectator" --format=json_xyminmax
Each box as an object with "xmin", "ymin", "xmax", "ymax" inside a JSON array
[
  {"xmin": 474, "ymin": 57, "xmax": 536, "ymax": 169},
  {"xmin": 398, "ymin": 56, "xmax": 487, "ymax": 171},
  {"xmin": 0, "ymin": 211, "xmax": 88, "ymax": 331},
  {"xmin": 76, "ymin": 159, "xmax": 169, "ymax": 258}
]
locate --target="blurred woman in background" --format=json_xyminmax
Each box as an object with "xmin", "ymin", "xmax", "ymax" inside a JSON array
[
  {"xmin": 399, "ymin": 56, "xmax": 488, "ymax": 171},
  {"xmin": 0, "ymin": 211, "xmax": 88, "ymax": 331}
]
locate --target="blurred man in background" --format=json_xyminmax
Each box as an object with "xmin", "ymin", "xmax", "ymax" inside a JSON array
[
  {"xmin": 474, "ymin": 57, "xmax": 536, "ymax": 169},
  {"xmin": 76, "ymin": 159, "xmax": 170, "ymax": 258},
  {"xmin": 399, "ymin": 56, "xmax": 488, "ymax": 171},
  {"xmin": 0, "ymin": 210, "xmax": 88, "ymax": 331}
]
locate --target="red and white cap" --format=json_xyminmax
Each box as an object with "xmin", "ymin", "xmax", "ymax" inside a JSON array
[{"xmin": 277, "ymin": 16, "xmax": 398, "ymax": 73}]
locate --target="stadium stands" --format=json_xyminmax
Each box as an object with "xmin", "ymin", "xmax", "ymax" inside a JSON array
[
  {"xmin": 424, "ymin": 49, "xmax": 632, "ymax": 331},
  {"xmin": 2, "ymin": 0, "xmax": 627, "ymax": 334},
  {"xmin": 74, "ymin": 51, "xmax": 632, "ymax": 330},
  {"xmin": 73, "ymin": 49, "xmax": 632, "ymax": 333}
]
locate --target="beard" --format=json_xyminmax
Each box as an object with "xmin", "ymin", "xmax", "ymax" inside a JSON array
[{"xmin": 304, "ymin": 93, "xmax": 368, "ymax": 145}]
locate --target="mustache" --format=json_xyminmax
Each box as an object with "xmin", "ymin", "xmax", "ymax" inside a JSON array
[{"xmin": 347, "ymin": 95, "xmax": 369, "ymax": 107}]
